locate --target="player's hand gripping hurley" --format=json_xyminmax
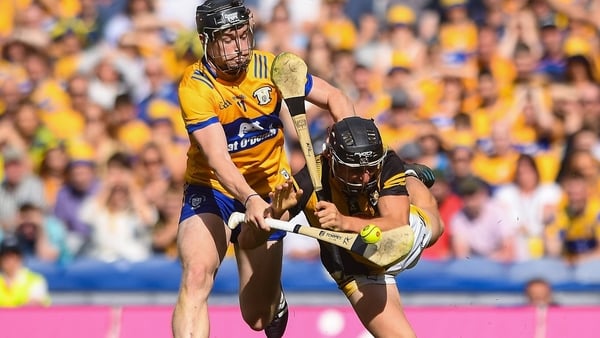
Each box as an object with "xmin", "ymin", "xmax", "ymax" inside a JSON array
[
  {"xmin": 271, "ymin": 52, "xmax": 326, "ymax": 201},
  {"xmin": 228, "ymin": 212, "xmax": 414, "ymax": 268}
]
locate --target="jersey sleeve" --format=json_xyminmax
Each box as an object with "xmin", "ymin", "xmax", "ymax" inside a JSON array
[
  {"xmin": 378, "ymin": 151, "xmax": 408, "ymax": 197},
  {"xmin": 178, "ymin": 68, "xmax": 219, "ymax": 134}
]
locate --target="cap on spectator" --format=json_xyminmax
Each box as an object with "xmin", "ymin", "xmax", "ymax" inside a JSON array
[
  {"xmin": 398, "ymin": 142, "xmax": 422, "ymax": 162},
  {"xmin": 441, "ymin": 0, "xmax": 467, "ymax": 8},
  {"xmin": 148, "ymin": 99, "xmax": 178, "ymax": 123},
  {"xmin": 387, "ymin": 5, "xmax": 416, "ymax": 26},
  {"xmin": 67, "ymin": 141, "xmax": 96, "ymax": 167},
  {"xmin": 563, "ymin": 36, "xmax": 592, "ymax": 57},
  {"xmin": 0, "ymin": 235, "xmax": 23, "ymax": 256},
  {"xmin": 456, "ymin": 176, "xmax": 487, "ymax": 197},
  {"xmin": 388, "ymin": 52, "xmax": 412, "ymax": 75},
  {"xmin": 2, "ymin": 146, "xmax": 25, "ymax": 164},
  {"xmin": 50, "ymin": 18, "xmax": 89, "ymax": 42},
  {"xmin": 539, "ymin": 15, "xmax": 558, "ymax": 30},
  {"xmin": 390, "ymin": 89, "xmax": 412, "ymax": 109}
]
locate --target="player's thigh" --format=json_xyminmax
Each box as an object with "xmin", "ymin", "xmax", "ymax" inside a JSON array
[
  {"xmin": 235, "ymin": 239, "xmax": 283, "ymax": 302},
  {"xmin": 349, "ymin": 283, "xmax": 415, "ymax": 338},
  {"xmin": 177, "ymin": 213, "xmax": 231, "ymax": 277}
]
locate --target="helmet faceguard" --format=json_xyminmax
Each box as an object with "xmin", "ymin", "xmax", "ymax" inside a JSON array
[
  {"xmin": 196, "ymin": 0, "xmax": 254, "ymax": 77},
  {"xmin": 327, "ymin": 117, "xmax": 386, "ymax": 194}
]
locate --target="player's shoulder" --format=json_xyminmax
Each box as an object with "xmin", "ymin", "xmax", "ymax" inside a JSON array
[
  {"xmin": 382, "ymin": 149, "xmax": 404, "ymax": 168},
  {"xmin": 180, "ymin": 61, "xmax": 215, "ymax": 91},
  {"xmin": 380, "ymin": 150, "xmax": 408, "ymax": 189},
  {"xmin": 246, "ymin": 50, "xmax": 276, "ymax": 80}
]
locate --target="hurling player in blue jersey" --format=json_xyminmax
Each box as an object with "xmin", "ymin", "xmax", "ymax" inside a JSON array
[{"xmin": 172, "ymin": 1, "xmax": 356, "ymax": 337}]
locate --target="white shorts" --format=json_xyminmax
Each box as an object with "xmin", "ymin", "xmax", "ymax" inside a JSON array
[{"xmin": 350, "ymin": 205, "xmax": 433, "ymax": 290}]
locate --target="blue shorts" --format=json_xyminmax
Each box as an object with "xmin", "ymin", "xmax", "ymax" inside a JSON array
[{"xmin": 179, "ymin": 184, "xmax": 286, "ymax": 243}]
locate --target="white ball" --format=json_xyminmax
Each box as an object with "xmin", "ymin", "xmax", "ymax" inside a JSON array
[{"xmin": 317, "ymin": 309, "xmax": 345, "ymax": 336}]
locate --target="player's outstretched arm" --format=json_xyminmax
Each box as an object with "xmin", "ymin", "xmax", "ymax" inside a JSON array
[
  {"xmin": 305, "ymin": 75, "xmax": 356, "ymax": 121},
  {"xmin": 405, "ymin": 176, "xmax": 444, "ymax": 246}
]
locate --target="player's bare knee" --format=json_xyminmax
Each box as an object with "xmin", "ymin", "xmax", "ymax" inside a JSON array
[{"xmin": 180, "ymin": 264, "xmax": 215, "ymax": 295}]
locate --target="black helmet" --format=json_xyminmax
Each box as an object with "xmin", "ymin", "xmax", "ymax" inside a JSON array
[
  {"xmin": 195, "ymin": 0, "xmax": 254, "ymax": 76},
  {"xmin": 196, "ymin": 0, "xmax": 251, "ymax": 36},
  {"xmin": 327, "ymin": 117, "xmax": 386, "ymax": 193}
]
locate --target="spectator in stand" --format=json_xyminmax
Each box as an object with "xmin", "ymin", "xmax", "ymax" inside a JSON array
[
  {"xmin": 23, "ymin": 50, "xmax": 83, "ymax": 142},
  {"xmin": 256, "ymin": 1, "xmax": 307, "ymax": 58},
  {"xmin": 474, "ymin": 25, "xmax": 516, "ymax": 99},
  {"xmin": 0, "ymin": 77, "xmax": 26, "ymax": 118},
  {"xmin": 414, "ymin": 120, "xmax": 450, "ymax": 173},
  {"xmin": 79, "ymin": 152, "xmax": 156, "ymax": 262},
  {"xmin": 0, "ymin": 146, "xmax": 46, "ymax": 231},
  {"xmin": 524, "ymin": 278, "xmax": 557, "ymax": 307},
  {"xmin": 14, "ymin": 202, "xmax": 71, "ymax": 264},
  {"xmin": 451, "ymin": 175, "xmax": 517, "ymax": 262},
  {"xmin": 350, "ymin": 64, "xmax": 389, "ymax": 119},
  {"xmin": 53, "ymin": 142, "xmax": 100, "ymax": 256},
  {"xmin": 469, "ymin": 70, "xmax": 514, "ymax": 147},
  {"xmin": 103, "ymin": 0, "xmax": 157, "ymax": 47},
  {"xmin": 65, "ymin": 73, "xmax": 92, "ymax": 117},
  {"xmin": 38, "ymin": 144, "xmax": 69, "ymax": 210},
  {"xmin": 377, "ymin": 88, "xmax": 419, "ymax": 152},
  {"xmin": 537, "ymin": 15, "xmax": 567, "ymax": 82},
  {"xmin": 577, "ymin": 84, "xmax": 600, "ymax": 135},
  {"xmin": 304, "ymin": 30, "xmax": 335, "ymax": 82},
  {"xmin": 145, "ymin": 100, "xmax": 188, "ymax": 181},
  {"xmin": 472, "ymin": 121, "xmax": 520, "ymax": 189},
  {"xmin": 423, "ymin": 169, "xmax": 461, "ymax": 260},
  {"xmin": 319, "ymin": 0, "xmax": 357, "ymax": 52},
  {"xmin": 564, "ymin": 54, "xmax": 598, "ymax": 94},
  {"xmin": 134, "ymin": 142, "xmax": 171, "ymax": 207},
  {"xmin": 11, "ymin": 100, "xmax": 58, "ymax": 172},
  {"xmin": 109, "ymin": 93, "xmax": 152, "ymax": 154},
  {"xmin": 79, "ymin": 103, "xmax": 123, "ymax": 166},
  {"xmin": 563, "ymin": 149, "xmax": 600, "ymax": 197},
  {"xmin": 493, "ymin": 154, "xmax": 562, "ymax": 261},
  {"xmin": 0, "ymin": 235, "xmax": 51, "ymax": 307},
  {"xmin": 545, "ymin": 171, "xmax": 600, "ymax": 264},
  {"xmin": 50, "ymin": 18, "xmax": 91, "ymax": 84},
  {"xmin": 136, "ymin": 57, "xmax": 179, "ymax": 125},
  {"xmin": 151, "ymin": 181, "xmax": 182, "ymax": 259},
  {"xmin": 447, "ymin": 146, "xmax": 476, "ymax": 193}
]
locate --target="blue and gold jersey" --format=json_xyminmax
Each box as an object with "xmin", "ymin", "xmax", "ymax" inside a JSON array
[
  {"xmin": 179, "ymin": 51, "xmax": 293, "ymax": 197},
  {"xmin": 546, "ymin": 197, "xmax": 600, "ymax": 256}
]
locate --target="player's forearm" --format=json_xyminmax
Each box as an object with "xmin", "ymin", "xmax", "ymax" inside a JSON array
[
  {"xmin": 326, "ymin": 89, "xmax": 357, "ymax": 122},
  {"xmin": 307, "ymin": 76, "xmax": 356, "ymax": 121},
  {"xmin": 192, "ymin": 127, "xmax": 258, "ymax": 203},
  {"xmin": 209, "ymin": 154, "xmax": 258, "ymax": 203}
]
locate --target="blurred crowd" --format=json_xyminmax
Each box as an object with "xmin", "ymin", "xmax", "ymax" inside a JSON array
[{"xmin": 0, "ymin": 0, "xmax": 599, "ymax": 272}]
